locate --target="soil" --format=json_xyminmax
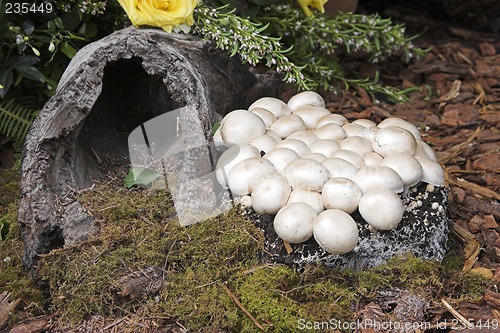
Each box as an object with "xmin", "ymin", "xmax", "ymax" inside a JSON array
[{"xmin": 0, "ymin": 0, "xmax": 499, "ymax": 332}]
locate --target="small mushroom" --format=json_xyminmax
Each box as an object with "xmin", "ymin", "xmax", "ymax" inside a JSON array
[
  {"xmin": 309, "ymin": 139, "xmax": 340, "ymax": 158},
  {"xmin": 287, "ymin": 130, "xmax": 319, "ymax": 147},
  {"xmin": 415, "ymin": 139, "xmax": 437, "ymax": 161},
  {"xmin": 362, "ymin": 152, "xmax": 383, "ymax": 166},
  {"xmin": 213, "ymin": 127, "xmax": 226, "ymax": 151},
  {"xmin": 322, "ymin": 158, "xmax": 358, "ymax": 180},
  {"xmin": 330, "ymin": 149, "xmax": 365, "ymax": 169},
  {"xmin": 248, "ymin": 97, "xmax": 291, "ymax": 118},
  {"xmin": 227, "ymin": 157, "xmax": 275, "ymax": 196},
  {"xmin": 283, "ymin": 158, "xmax": 330, "ymax": 191},
  {"xmin": 379, "ymin": 153, "xmax": 423, "ymax": 187},
  {"xmin": 378, "ymin": 117, "xmax": 422, "ymax": 140},
  {"xmin": 342, "ymin": 123, "xmax": 366, "ymax": 137},
  {"xmin": 252, "ymin": 173, "xmax": 291, "ymax": 214},
  {"xmin": 293, "ymin": 106, "xmax": 331, "ymax": 128},
  {"xmin": 352, "ymin": 119, "xmax": 377, "ymax": 128},
  {"xmin": 276, "ymin": 139, "xmax": 310, "ymax": 156},
  {"xmin": 302, "ymin": 153, "xmax": 327, "ymax": 163},
  {"xmin": 250, "ymin": 107, "xmax": 277, "ymax": 128},
  {"xmin": 249, "ymin": 134, "xmax": 280, "ymax": 154},
  {"xmin": 273, "ymin": 202, "xmax": 317, "ymax": 243},
  {"xmin": 322, "ymin": 178, "xmax": 362, "ymax": 214},
  {"xmin": 314, "ymin": 123, "xmax": 347, "ymax": 141},
  {"xmin": 313, "ymin": 209, "xmax": 359, "ymax": 254},
  {"xmin": 339, "ymin": 136, "xmax": 374, "ymax": 156},
  {"xmin": 220, "ymin": 110, "xmax": 266, "ymax": 145},
  {"xmin": 372, "ymin": 126, "xmax": 417, "ymax": 157},
  {"xmin": 270, "ymin": 114, "xmax": 307, "ymax": 138},
  {"xmin": 415, "ymin": 156, "xmax": 445, "ymax": 186},
  {"xmin": 353, "ymin": 166, "xmax": 405, "ymax": 193},
  {"xmin": 358, "ymin": 189, "xmax": 404, "ymax": 230},
  {"xmin": 315, "ymin": 114, "xmax": 349, "ymax": 128},
  {"xmin": 215, "ymin": 144, "xmax": 260, "ymax": 188},
  {"xmin": 263, "ymin": 147, "xmax": 300, "ymax": 173},
  {"xmin": 287, "ymin": 91, "xmax": 325, "ymax": 112},
  {"xmin": 287, "ymin": 189, "xmax": 324, "ymax": 214}
]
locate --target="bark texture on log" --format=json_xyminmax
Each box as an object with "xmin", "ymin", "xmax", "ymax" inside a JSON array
[{"xmin": 19, "ymin": 26, "xmax": 262, "ymax": 268}]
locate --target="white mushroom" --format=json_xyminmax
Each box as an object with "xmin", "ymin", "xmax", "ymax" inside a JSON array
[
  {"xmin": 353, "ymin": 166, "xmax": 405, "ymax": 193},
  {"xmin": 313, "ymin": 209, "xmax": 359, "ymax": 254},
  {"xmin": 213, "ymin": 127, "xmax": 226, "ymax": 151},
  {"xmin": 415, "ymin": 156, "xmax": 445, "ymax": 186},
  {"xmin": 263, "ymin": 148, "xmax": 300, "ymax": 173},
  {"xmin": 248, "ymin": 97, "xmax": 290, "ymax": 118},
  {"xmin": 273, "ymin": 202, "xmax": 317, "ymax": 243},
  {"xmin": 309, "ymin": 139, "xmax": 340, "ymax": 158},
  {"xmin": 250, "ymin": 107, "xmax": 277, "ymax": 128},
  {"xmin": 352, "ymin": 119, "xmax": 377, "ymax": 128},
  {"xmin": 220, "ymin": 110, "xmax": 266, "ymax": 145},
  {"xmin": 251, "ymin": 173, "xmax": 291, "ymax": 214},
  {"xmin": 215, "ymin": 144, "xmax": 260, "ymax": 188},
  {"xmin": 378, "ymin": 117, "xmax": 422, "ymax": 140},
  {"xmin": 283, "ymin": 158, "xmax": 330, "ymax": 191},
  {"xmin": 322, "ymin": 178, "xmax": 362, "ymax": 214},
  {"xmin": 379, "ymin": 153, "xmax": 423, "ymax": 187},
  {"xmin": 287, "ymin": 130, "xmax": 319, "ymax": 147},
  {"xmin": 287, "ymin": 91, "xmax": 325, "ymax": 112},
  {"xmin": 265, "ymin": 129, "xmax": 282, "ymax": 142},
  {"xmin": 358, "ymin": 189, "xmax": 404, "ymax": 230},
  {"xmin": 415, "ymin": 139, "xmax": 437, "ymax": 161},
  {"xmin": 342, "ymin": 123, "xmax": 366, "ymax": 137},
  {"xmin": 293, "ymin": 106, "xmax": 331, "ymax": 128},
  {"xmin": 315, "ymin": 114, "xmax": 349, "ymax": 128},
  {"xmin": 322, "ymin": 158, "xmax": 359, "ymax": 181},
  {"xmin": 249, "ymin": 134, "xmax": 279, "ymax": 154},
  {"xmin": 276, "ymin": 139, "xmax": 310, "ymax": 156},
  {"xmin": 362, "ymin": 152, "xmax": 383, "ymax": 166},
  {"xmin": 339, "ymin": 136, "xmax": 374, "ymax": 156},
  {"xmin": 238, "ymin": 195, "xmax": 253, "ymax": 209},
  {"xmin": 330, "ymin": 149, "xmax": 364, "ymax": 169},
  {"xmin": 372, "ymin": 126, "xmax": 417, "ymax": 157},
  {"xmin": 227, "ymin": 157, "xmax": 275, "ymax": 196},
  {"xmin": 287, "ymin": 189, "xmax": 324, "ymax": 214},
  {"xmin": 270, "ymin": 114, "xmax": 307, "ymax": 138},
  {"xmin": 314, "ymin": 123, "xmax": 347, "ymax": 141},
  {"xmin": 302, "ymin": 153, "xmax": 327, "ymax": 163}
]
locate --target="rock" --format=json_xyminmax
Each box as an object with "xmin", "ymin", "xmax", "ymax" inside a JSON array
[{"xmin": 18, "ymin": 26, "xmax": 267, "ymax": 268}]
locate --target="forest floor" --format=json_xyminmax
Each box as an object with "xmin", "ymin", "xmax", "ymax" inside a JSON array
[{"xmin": 0, "ymin": 1, "xmax": 499, "ymax": 332}]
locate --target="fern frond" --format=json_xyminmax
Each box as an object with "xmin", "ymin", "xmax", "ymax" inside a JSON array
[{"xmin": 0, "ymin": 99, "xmax": 38, "ymax": 152}]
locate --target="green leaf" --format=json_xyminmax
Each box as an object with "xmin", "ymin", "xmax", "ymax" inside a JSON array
[
  {"xmin": 0, "ymin": 70, "xmax": 13, "ymax": 99},
  {"xmin": 83, "ymin": 21, "xmax": 98, "ymax": 39},
  {"xmin": 211, "ymin": 122, "xmax": 220, "ymax": 135},
  {"xmin": 124, "ymin": 168, "xmax": 162, "ymax": 188},
  {"xmin": 0, "ymin": 216, "xmax": 9, "ymax": 241},
  {"xmin": 22, "ymin": 20, "xmax": 35, "ymax": 36},
  {"xmin": 15, "ymin": 66, "xmax": 46, "ymax": 82},
  {"xmin": 61, "ymin": 43, "xmax": 77, "ymax": 59}
]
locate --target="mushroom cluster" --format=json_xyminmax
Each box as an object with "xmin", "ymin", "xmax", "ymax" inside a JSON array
[{"xmin": 213, "ymin": 92, "xmax": 445, "ymax": 255}]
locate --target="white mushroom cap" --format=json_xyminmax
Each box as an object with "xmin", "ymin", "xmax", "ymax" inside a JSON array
[
  {"xmin": 339, "ymin": 136, "xmax": 374, "ymax": 156},
  {"xmin": 378, "ymin": 117, "xmax": 422, "ymax": 140},
  {"xmin": 322, "ymin": 178, "xmax": 362, "ymax": 214},
  {"xmin": 248, "ymin": 97, "xmax": 290, "ymax": 118},
  {"xmin": 353, "ymin": 166, "xmax": 405, "ymax": 193},
  {"xmin": 415, "ymin": 156, "xmax": 445, "ymax": 186},
  {"xmin": 270, "ymin": 114, "xmax": 307, "ymax": 138},
  {"xmin": 273, "ymin": 202, "xmax": 317, "ymax": 243},
  {"xmin": 251, "ymin": 173, "xmax": 291, "ymax": 214},
  {"xmin": 353, "ymin": 119, "xmax": 377, "ymax": 128},
  {"xmin": 276, "ymin": 139, "xmax": 310, "ymax": 156},
  {"xmin": 283, "ymin": 158, "xmax": 330, "ymax": 191},
  {"xmin": 220, "ymin": 110, "xmax": 266, "ymax": 145},
  {"xmin": 360, "ymin": 126, "xmax": 379, "ymax": 142},
  {"xmin": 330, "ymin": 149, "xmax": 364, "ymax": 169},
  {"xmin": 302, "ymin": 153, "xmax": 327, "ymax": 163},
  {"xmin": 215, "ymin": 144, "xmax": 260, "ymax": 188},
  {"xmin": 213, "ymin": 127, "xmax": 226, "ymax": 151},
  {"xmin": 249, "ymin": 134, "xmax": 279, "ymax": 154},
  {"xmin": 322, "ymin": 158, "xmax": 358, "ymax": 180},
  {"xmin": 379, "ymin": 153, "xmax": 423, "ymax": 187},
  {"xmin": 287, "ymin": 91, "xmax": 325, "ymax": 112},
  {"xmin": 309, "ymin": 139, "xmax": 340, "ymax": 158},
  {"xmin": 372, "ymin": 126, "xmax": 417, "ymax": 157},
  {"xmin": 315, "ymin": 114, "xmax": 349, "ymax": 128},
  {"xmin": 265, "ymin": 129, "xmax": 282, "ymax": 142},
  {"xmin": 287, "ymin": 130, "xmax": 319, "ymax": 147},
  {"xmin": 293, "ymin": 106, "xmax": 331, "ymax": 128},
  {"xmin": 313, "ymin": 209, "xmax": 359, "ymax": 254},
  {"xmin": 359, "ymin": 189, "xmax": 404, "ymax": 230},
  {"xmin": 238, "ymin": 195, "xmax": 253, "ymax": 209},
  {"xmin": 362, "ymin": 152, "xmax": 383, "ymax": 166},
  {"xmin": 415, "ymin": 139, "xmax": 437, "ymax": 161},
  {"xmin": 250, "ymin": 107, "xmax": 277, "ymax": 128},
  {"xmin": 263, "ymin": 147, "xmax": 300, "ymax": 173},
  {"xmin": 342, "ymin": 123, "xmax": 366, "ymax": 137},
  {"xmin": 287, "ymin": 189, "xmax": 324, "ymax": 214},
  {"xmin": 227, "ymin": 157, "xmax": 275, "ymax": 196},
  {"xmin": 315, "ymin": 123, "xmax": 347, "ymax": 141}
]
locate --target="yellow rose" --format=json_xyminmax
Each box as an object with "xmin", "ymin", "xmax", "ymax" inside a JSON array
[
  {"xmin": 297, "ymin": 0, "xmax": 328, "ymax": 17},
  {"xmin": 117, "ymin": 0, "xmax": 199, "ymax": 33}
]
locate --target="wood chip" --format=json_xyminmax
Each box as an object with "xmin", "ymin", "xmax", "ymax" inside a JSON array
[
  {"xmin": 449, "ymin": 177, "xmax": 500, "ymax": 201},
  {"xmin": 283, "ymin": 241, "xmax": 293, "ymax": 255},
  {"xmin": 441, "ymin": 299, "xmax": 474, "ymax": 329},
  {"xmin": 0, "ymin": 292, "xmax": 21, "ymax": 330}
]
